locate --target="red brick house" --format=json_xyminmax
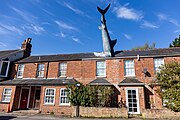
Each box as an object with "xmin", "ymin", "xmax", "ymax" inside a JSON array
[
  {"xmin": 0, "ymin": 38, "xmax": 32, "ymax": 112},
  {"xmin": 0, "ymin": 45, "xmax": 180, "ymax": 115}
]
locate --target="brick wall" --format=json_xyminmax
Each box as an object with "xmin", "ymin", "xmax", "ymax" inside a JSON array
[
  {"xmin": 0, "ymin": 86, "xmax": 16, "ymax": 112},
  {"xmin": 40, "ymin": 86, "xmax": 73, "ymax": 116},
  {"xmin": 73, "ymin": 106, "xmax": 128, "ymax": 118}
]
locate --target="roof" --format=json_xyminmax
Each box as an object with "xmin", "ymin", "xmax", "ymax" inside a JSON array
[
  {"xmin": 119, "ymin": 78, "xmax": 145, "ymax": 86},
  {"xmin": 16, "ymin": 47, "xmax": 180, "ymax": 63},
  {"xmin": 89, "ymin": 78, "xmax": 112, "ymax": 85},
  {"xmin": 0, "ymin": 78, "xmax": 77, "ymax": 86},
  {"xmin": 0, "ymin": 49, "xmax": 21, "ymax": 59}
]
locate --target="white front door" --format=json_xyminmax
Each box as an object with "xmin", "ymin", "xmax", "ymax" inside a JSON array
[{"xmin": 126, "ymin": 88, "xmax": 140, "ymax": 114}]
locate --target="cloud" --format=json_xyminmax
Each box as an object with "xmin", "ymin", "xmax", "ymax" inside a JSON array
[
  {"xmin": 72, "ymin": 37, "xmax": 83, "ymax": 44},
  {"xmin": 55, "ymin": 20, "xmax": 78, "ymax": 31},
  {"xmin": 113, "ymin": 5, "xmax": 143, "ymax": 21},
  {"xmin": 0, "ymin": 24, "xmax": 24, "ymax": 35},
  {"xmin": 10, "ymin": 6, "xmax": 37, "ymax": 23},
  {"xmin": 173, "ymin": 29, "xmax": 180, "ymax": 33},
  {"xmin": 22, "ymin": 24, "xmax": 45, "ymax": 35},
  {"xmin": 140, "ymin": 21, "xmax": 159, "ymax": 29},
  {"xmin": 123, "ymin": 33, "xmax": 132, "ymax": 40},
  {"xmin": 157, "ymin": 13, "xmax": 180, "ymax": 27},
  {"xmin": 64, "ymin": 2, "xmax": 84, "ymax": 15},
  {"xmin": 0, "ymin": 42, "xmax": 7, "ymax": 48}
]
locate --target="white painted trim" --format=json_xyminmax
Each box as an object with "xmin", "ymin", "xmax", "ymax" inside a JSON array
[
  {"xmin": 125, "ymin": 88, "xmax": 140, "ymax": 114},
  {"xmin": 44, "ymin": 88, "xmax": 56, "ymax": 105},
  {"xmin": 2, "ymin": 88, "xmax": 12, "ymax": 102},
  {"xmin": 18, "ymin": 87, "xmax": 30, "ymax": 109},
  {"xmin": 0, "ymin": 61, "xmax": 10, "ymax": 77},
  {"xmin": 27, "ymin": 86, "xmax": 31, "ymax": 108},
  {"xmin": 59, "ymin": 88, "xmax": 70, "ymax": 106}
]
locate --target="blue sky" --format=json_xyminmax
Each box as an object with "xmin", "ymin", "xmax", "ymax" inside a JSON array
[{"xmin": 0, "ymin": 0, "xmax": 180, "ymax": 55}]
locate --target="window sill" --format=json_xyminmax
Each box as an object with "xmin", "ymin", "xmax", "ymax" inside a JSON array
[
  {"xmin": 96, "ymin": 76, "xmax": 106, "ymax": 78},
  {"xmin": 43, "ymin": 104, "xmax": 55, "ymax": 106},
  {"xmin": 59, "ymin": 104, "xmax": 71, "ymax": 106},
  {"xmin": 59, "ymin": 76, "xmax": 67, "ymax": 78},
  {"xmin": 0, "ymin": 101, "xmax": 10, "ymax": 104},
  {"xmin": 124, "ymin": 75, "xmax": 136, "ymax": 78}
]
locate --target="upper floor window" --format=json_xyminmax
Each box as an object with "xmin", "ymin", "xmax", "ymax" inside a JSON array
[
  {"xmin": 2, "ymin": 88, "xmax": 12, "ymax": 102},
  {"xmin": 17, "ymin": 64, "xmax": 24, "ymax": 78},
  {"xmin": 44, "ymin": 88, "xmax": 55, "ymax": 105},
  {"xmin": 96, "ymin": 61, "xmax": 106, "ymax": 77},
  {"xmin": 59, "ymin": 88, "xmax": 70, "ymax": 105},
  {"xmin": 124, "ymin": 60, "xmax": 135, "ymax": 76},
  {"xmin": 0, "ymin": 61, "xmax": 10, "ymax": 77},
  {"xmin": 37, "ymin": 64, "xmax": 45, "ymax": 77},
  {"xmin": 154, "ymin": 58, "xmax": 164, "ymax": 73},
  {"xmin": 59, "ymin": 63, "xmax": 67, "ymax": 77}
]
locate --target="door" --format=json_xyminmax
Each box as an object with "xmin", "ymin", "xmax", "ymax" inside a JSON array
[
  {"xmin": 34, "ymin": 89, "xmax": 41, "ymax": 109},
  {"xmin": 126, "ymin": 88, "xmax": 140, "ymax": 114},
  {"xmin": 20, "ymin": 89, "xmax": 29, "ymax": 109}
]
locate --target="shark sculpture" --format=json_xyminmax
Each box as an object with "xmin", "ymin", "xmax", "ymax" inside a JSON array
[{"xmin": 97, "ymin": 4, "xmax": 117, "ymax": 57}]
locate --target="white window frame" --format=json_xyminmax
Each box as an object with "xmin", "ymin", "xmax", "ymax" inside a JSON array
[
  {"xmin": 2, "ymin": 88, "xmax": 12, "ymax": 102},
  {"xmin": 17, "ymin": 64, "xmax": 25, "ymax": 78},
  {"xmin": 0, "ymin": 61, "xmax": 10, "ymax": 77},
  {"xmin": 44, "ymin": 88, "xmax": 55, "ymax": 105},
  {"xmin": 124, "ymin": 60, "xmax": 135, "ymax": 76},
  {"xmin": 37, "ymin": 64, "xmax": 45, "ymax": 77},
  {"xmin": 154, "ymin": 58, "xmax": 164, "ymax": 74},
  {"xmin": 59, "ymin": 88, "xmax": 70, "ymax": 106},
  {"xmin": 96, "ymin": 61, "xmax": 106, "ymax": 77},
  {"xmin": 59, "ymin": 63, "xmax": 67, "ymax": 77}
]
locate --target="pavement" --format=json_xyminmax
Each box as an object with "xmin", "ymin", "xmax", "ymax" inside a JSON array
[{"xmin": 0, "ymin": 112, "xmax": 180, "ymax": 120}]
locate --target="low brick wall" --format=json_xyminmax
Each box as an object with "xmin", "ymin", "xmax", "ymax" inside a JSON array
[
  {"xmin": 74, "ymin": 107, "xmax": 128, "ymax": 118},
  {"xmin": 142, "ymin": 109, "xmax": 180, "ymax": 118},
  {"xmin": 0, "ymin": 103, "xmax": 10, "ymax": 112}
]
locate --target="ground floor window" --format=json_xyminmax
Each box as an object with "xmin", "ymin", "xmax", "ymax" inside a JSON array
[
  {"xmin": 2, "ymin": 88, "xmax": 12, "ymax": 102},
  {"xmin": 60, "ymin": 88, "xmax": 70, "ymax": 105},
  {"xmin": 44, "ymin": 88, "xmax": 55, "ymax": 105}
]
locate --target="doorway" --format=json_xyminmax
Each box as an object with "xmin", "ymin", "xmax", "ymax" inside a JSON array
[
  {"xmin": 19, "ymin": 88, "xmax": 30, "ymax": 109},
  {"xmin": 126, "ymin": 88, "xmax": 140, "ymax": 114}
]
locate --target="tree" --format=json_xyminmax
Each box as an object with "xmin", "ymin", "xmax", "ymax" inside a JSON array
[
  {"xmin": 67, "ymin": 83, "xmax": 114, "ymax": 107},
  {"xmin": 169, "ymin": 35, "xmax": 180, "ymax": 47},
  {"xmin": 156, "ymin": 62, "xmax": 180, "ymax": 112},
  {"xmin": 132, "ymin": 42, "xmax": 156, "ymax": 50}
]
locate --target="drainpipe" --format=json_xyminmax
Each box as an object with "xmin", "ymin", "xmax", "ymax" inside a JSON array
[{"xmin": 45, "ymin": 62, "xmax": 49, "ymax": 79}]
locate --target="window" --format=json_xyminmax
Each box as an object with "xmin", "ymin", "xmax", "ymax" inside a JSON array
[
  {"xmin": 154, "ymin": 58, "xmax": 164, "ymax": 73},
  {"xmin": 0, "ymin": 61, "xmax": 10, "ymax": 77},
  {"xmin": 124, "ymin": 60, "xmax": 135, "ymax": 76},
  {"xmin": 17, "ymin": 64, "xmax": 24, "ymax": 78},
  {"xmin": 44, "ymin": 88, "xmax": 55, "ymax": 105},
  {"xmin": 59, "ymin": 63, "xmax": 67, "ymax": 77},
  {"xmin": 37, "ymin": 64, "xmax": 45, "ymax": 77},
  {"xmin": 96, "ymin": 61, "xmax": 106, "ymax": 77},
  {"xmin": 2, "ymin": 88, "xmax": 12, "ymax": 102},
  {"xmin": 60, "ymin": 88, "xmax": 70, "ymax": 105}
]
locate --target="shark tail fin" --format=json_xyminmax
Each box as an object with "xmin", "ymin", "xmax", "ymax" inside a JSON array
[
  {"xmin": 97, "ymin": 4, "xmax": 110, "ymax": 15},
  {"xmin": 110, "ymin": 39, "xmax": 117, "ymax": 48}
]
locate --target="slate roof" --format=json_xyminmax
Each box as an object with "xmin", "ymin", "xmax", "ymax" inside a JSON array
[
  {"xmin": 0, "ymin": 49, "xmax": 21, "ymax": 59},
  {"xmin": 119, "ymin": 78, "xmax": 144, "ymax": 86},
  {"xmin": 0, "ymin": 78, "xmax": 77, "ymax": 86},
  {"xmin": 89, "ymin": 78, "xmax": 112, "ymax": 85},
  {"xmin": 16, "ymin": 47, "xmax": 180, "ymax": 63}
]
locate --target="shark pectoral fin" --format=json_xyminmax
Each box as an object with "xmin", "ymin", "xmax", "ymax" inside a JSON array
[
  {"xmin": 110, "ymin": 39, "xmax": 117, "ymax": 48},
  {"xmin": 98, "ymin": 26, "xmax": 102, "ymax": 29}
]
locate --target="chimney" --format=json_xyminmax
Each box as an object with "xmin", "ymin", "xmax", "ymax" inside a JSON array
[{"xmin": 21, "ymin": 38, "xmax": 32, "ymax": 58}]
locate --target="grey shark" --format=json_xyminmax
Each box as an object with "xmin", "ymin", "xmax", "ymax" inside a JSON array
[{"xmin": 97, "ymin": 4, "xmax": 117, "ymax": 57}]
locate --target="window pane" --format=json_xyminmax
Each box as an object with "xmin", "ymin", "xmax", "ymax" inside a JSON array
[
  {"xmin": 44, "ymin": 88, "xmax": 55, "ymax": 104},
  {"xmin": 124, "ymin": 60, "xmax": 135, "ymax": 76},
  {"xmin": 0, "ymin": 62, "xmax": 9, "ymax": 76},
  {"xmin": 2, "ymin": 88, "xmax": 12, "ymax": 102},
  {"xmin": 96, "ymin": 61, "xmax": 106, "ymax": 76},
  {"xmin": 59, "ymin": 63, "xmax": 67, "ymax": 76},
  {"xmin": 17, "ymin": 64, "xmax": 24, "ymax": 78},
  {"xmin": 154, "ymin": 58, "xmax": 164, "ymax": 73},
  {"xmin": 60, "ymin": 88, "xmax": 69, "ymax": 105},
  {"xmin": 37, "ymin": 64, "xmax": 45, "ymax": 77}
]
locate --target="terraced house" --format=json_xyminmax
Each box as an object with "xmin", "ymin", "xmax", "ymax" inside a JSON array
[{"xmin": 0, "ymin": 42, "xmax": 180, "ymax": 115}]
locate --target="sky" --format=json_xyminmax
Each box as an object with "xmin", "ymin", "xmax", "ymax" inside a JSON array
[{"xmin": 0, "ymin": 0, "xmax": 180, "ymax": 55}]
